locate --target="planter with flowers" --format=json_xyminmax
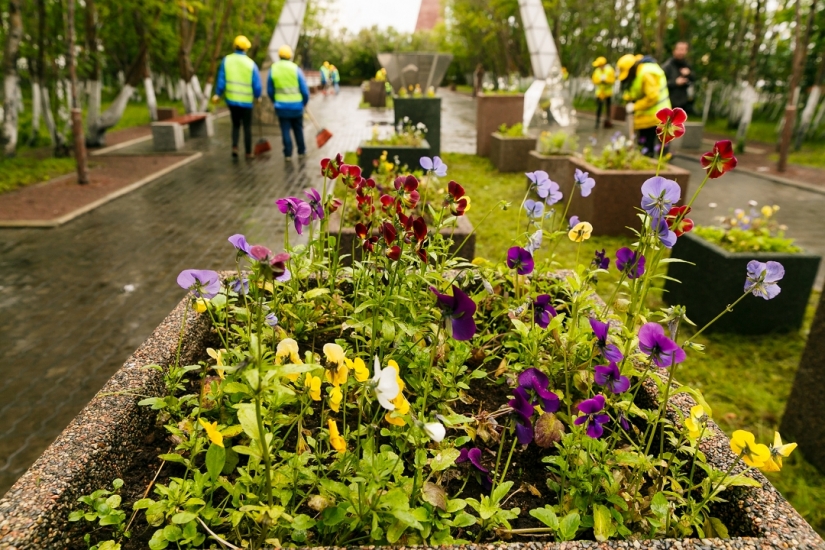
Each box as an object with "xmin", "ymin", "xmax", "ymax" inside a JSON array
[
  {"xmin": 476, "ymin": 92, "xmax": 524, "ymax": 157},
  {"xmin": 489, "ymin": 123, "xmax": 537, "ymax": 173},
  {"xmin": 394, "ymin": 88, "xmax": 441, "ymax": 156},
  {"xmin": 526, "ymin": 129, "xmax": 580, "ymax": 194},
  {"xmin": 665, "ymin": 198, "xmax": 821, "ymax": 334},
  {"xmin": 2, "ymin": 109, "xmax": 823, "ymax": 550},
  {"xmin": 357, "ymin": 118, "xmax": 431, "ymax": 176}
]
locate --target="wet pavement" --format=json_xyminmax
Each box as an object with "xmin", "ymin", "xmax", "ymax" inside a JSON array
[{"xmin": 0, "ymin": 86, "xmax": 821, "ymax": 495}]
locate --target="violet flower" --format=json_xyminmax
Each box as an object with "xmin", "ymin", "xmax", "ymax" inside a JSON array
[
  {"xmin": 615, "ymin": 247, "xmax": 645, "ymax": 279},
  {"xmin": 574, "ymin": 168, "xmax": 596, "ymax": 197},
  {"xmin": 526, "ymin": 170, "xmax": 549, "ymax": 190},
  {"xmin": 592, "ymin": 249, "xmax": 609, "ymax": 270},
  {"xmin": 525, "ymin": 229, "xmax": 543, "ymax": 255},
  {"xmin": 589, "ymin": 318, "xmax": 624, "ymax": 363},
  {"xmin": 303, "ymin": 188, "xmax": 325, "ymax": 221},
  {"xmin": 420, "ymin": 156, "xmax": 448, "ymax": 177},
  {"xmin": 617, "ymin": 411, "xmax": 631, "ymax": 431},
  {"xmin": 228, "ymin": 234, "xmax": 253, "ymax": 258},
  {"xmin": 745, "ymin": 260, "xmax": 784, "ymax": 300},
  {"xmin": 507, "ymin": 247, "xmax": 534, "ymax": 275},
  {"xmin": 230, "ymin": 277, "xmax": 249, "ymax": 295},
  {"xmin": 574, "ymin": 394, "xmax": 610, "ymax": 438},
  {"xmin": 569, "ymin": 215, "xmax": 580, "ymax": 229},
  {"xmin": 265, "ymin": 313, "xmax": 278, "ymax": 327},
  {"xmin": 509, "ymin": 387, "xmax": 536, "ymax": 445},
  {"xmin": 640, "ymin": 176, "xmax": 681, "ymax": 219},
  {"xmin": 177, "ymin": 269, "xmax": 221, "ymax": 299},
  {"xmin": 594, "ymin": 362, "xmax": 630, "ymax": 394},
  {"xmin": 653, "ymin": 216, "xmax": 677, "ymax": 248},
  {"xmin": 457, "ymin": 447, "xmax": 492, "ymax": 490},
  {"xmin": 517, "ymin": 368, "xmax": 560, "ymax": 413},
  {"xmin": 638, "ymin": 322, "xmax": 686, "ymax": 368},
  {"xmin": 524, "ymin": 199, "xmax": 544, "ymax": 219},
  {"xmin": 276, "ymin": 197, "xmax": 312, "ymax": 235},
  {"xmin": 533, "ymin": 294, "xmax": 557, "ymax": 329},
  {"xmin": 541, "ymin": 180, "xmax": 563, "ymax": 206},
  {"xmin": 430, "ymin": 285, "xmax": 477, "ymax": 341}
]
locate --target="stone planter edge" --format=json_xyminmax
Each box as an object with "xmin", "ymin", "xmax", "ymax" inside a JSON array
[
  {"xmin": 489, "ymin": 132, "xmax": 537, "ymax": 173},
  {"xmin": 357, "ymin": 140, "xmax": 431, "ymax": 177}
]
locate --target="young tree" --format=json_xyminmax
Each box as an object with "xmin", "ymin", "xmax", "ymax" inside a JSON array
[
  {"xmin": 67, "ymin": 0, "xmax": 89, "ymax": 183},
  {"xmin": 2, "ymin": 0, "xmax": 24, "ymax": 156}
]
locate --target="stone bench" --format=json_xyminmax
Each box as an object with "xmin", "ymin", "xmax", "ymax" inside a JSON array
[{"xmin": 151, "ymin": 113, "xmax": 213, "ymax": 151}]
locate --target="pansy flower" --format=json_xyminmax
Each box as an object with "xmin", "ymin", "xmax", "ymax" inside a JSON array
[
  {"xmin": 638, "ymin": 322, "xmax": 686, "ymax": 368},
  {"xmin": 371, "ymin": 356, "xmax": 400, "ymax": 410},
  {"xmin": 569, "ymin": 215, "xmax": 580, "ymax": 229},
  {"xmin": 346, "ymin": 357, "xmax": 370, "ymax": 382},
  {"xmin": 305, "ymin": 373, "xmax": 322, "ymax": 401},
  {"xmin": 615, "ymin": 247, "xmax": 645, "ymax": 279},
  {"xmin": 392, "ymin": 175, "xmax": 420, "ymax": 208},
  {"xmin": 430, "ymin": 284, "xmax": 477, "ymax": 341},
  {"xmin": 745, "ymin": 260, "xmax": 784, "ymax": 300},
  {"xmin": 640, "ymin": 176, "xmax": 681, "ymax": 219},
  {"xmin": 574, "ymin": 394, "xmax": 610, "ymax": 439},
  {"xmin": 198, "ymin": 418, "xmax": 224, "ymax": 447},
  {"xmin": 230, "ymin": 277, "xmax": 249, "ymax": 295},
  {"xmin": 655, "ymin": 107, "xmax": 687, "ymax": 144},
  {"xmin": 354, "ymin": 223, "xmax": 378, "ymax": 253},
  {"xmin": 249, "ymin": 246, "xmax": 291, "ymax": 281},
  {"xmin": 592, "ymin": 249, "xmax": 610, "ymax": 269},
  {"xmin": 339, "ymin": 164, "xmax": 363, "ymax": 188},
  {"xmin": 177, "ymin": 269, "xmax": 221, "ymax": 299},
  {"xmin": 730, "ymin": 430, "xmax": 770, "ymax": 468},
  {"xmin": 275, "ymin": 197, "xmax": 312, "ymax": 234},
  {"xmin": 666, "ymin": 205, "xmax": 694, "ymax": 236},
  {"xmin": 517, "ymin": 368, "xmax": 560, "ymax": 412},
  {"xmin": 762, "ymin": 432, "xmax": 797, "ymax": 472},
  {"xmin": 265, "ymin": 313, "xmax": 278, "ymax": 327},
  {"xmin": 525, "ymin": 229, "xmax": 543, "ymax": 255},
  {"xmin": 701, "ymin": 140, "xmax": 737, "ymax": 178},
  {"xmin": 423, "ymin": 421, "xmax": 446, "ymax": 442},
  {"xmin": 684, "ymin": 404, "xmax": 708, "ymax": 439},
  {"xmin": 457, "ymin": 447, "xmax": 492, "ymax": 490},
  {"xmin": 320, "ymin": 154, "xmax": 343, "ymax": 179},
  {"xmin": 573, "ymin": 168, "xmax": 596, "ymax": 197},
  {"xmin": 589, "ymin": 318, "xmax": 623, "ymax": 363},
  {"xmin": 653, "ymin": 216, "xmax": 677, "ymax": 248},
  {"xmin": 524, "ymin": 199, "xmax": 544, "ymax": 219},
  {"xmin": 594, "ymin": 362, "xmax": 630, "ymax": 394},
  {"xmin": 568, "ymin": 221, "xmax": 593, "ymax": 242},
  {"xmin": 328, "ymin": 419, "xmax": 346, "ymax": 453},
  {"xmin": 509, "ymin": 387, "xmax": 536, "ymax": 444},
  {"xmin": 506, "ymin": 247, "xmax": 534, "ymax": 275},
  {"xmin": 304, "ymin": 188, "xmax": 325, "ymax": 221},
  {"xmin": 533, "ymin": 294, "xmax": 557, "ymax": 328},
  {"xmin": 228, "ymin": 234, "xmax": 253, "ymax": 259},
  {"xmin": 420, "ymin": 155, "xmax": 448, "ymax": 177},
  {"xmin": 323, "ymin": 343, "xmax": 348, "ymax": 386}
]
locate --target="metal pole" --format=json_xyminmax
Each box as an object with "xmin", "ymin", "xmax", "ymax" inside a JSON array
[{"xmin": 67, "ymin": 0, "xmax": 88, "ymax": 184}]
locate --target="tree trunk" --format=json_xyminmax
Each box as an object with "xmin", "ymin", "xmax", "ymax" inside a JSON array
[
  {"xmin": 84, "ymin": 0, "xmax": 102, "ymax": 143},
  {"xmin": 67, "ymin": 0, "xmax": 89, "ymax": 183},
  {"xmin": 2, "ymin": 0, "xmax": 23, "ymax": 156},
  {"xmin": 794, "ymin": 85, "xmax": 819, "ymax": 149},
  {"xmin": 248, "ymin": 0, "xmax": 272, "ymax": 60},
  {"xmin": 746, "ymin": 0, "xmax": 765, "ymax": 86},
  {"xmin": 201, "ymin": 0, "xmax": 233, "ymax": 111},
  {"xmin": 178, "ymin": 4, "xmax": 199, "ymax": 113},
  {"xmin": 655, "ymin": 0, "xmax": 668, "ymax": 61},
  {"xmin": 30, "ymin": 82, "xmax": 42, "ymax": 144}
]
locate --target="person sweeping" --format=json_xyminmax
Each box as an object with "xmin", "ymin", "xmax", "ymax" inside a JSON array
[
  {"xmin": 268, "ymin": 45, "xmax": 310, "ymax": 160},
  {"xmin": 212, "ymin": 35, "xmax": 262, "ymax": 159},
  {"xmin": 591, "ymin": 56, "xmax": 615, "ymax": 129},
  {"xmin": 617, "ymin": 53, "xmax": 671, "ymax": 157}
]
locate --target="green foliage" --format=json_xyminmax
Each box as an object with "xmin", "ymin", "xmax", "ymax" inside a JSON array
[
  {"xmin": 365, "ymin": 118, "xmax": 428, "ymax": 147},
  {"xmin": 68, "ymin": 479, "xmax": 128, "ymax": 550},
  {"xmin": 584, "ymin": 134, "xmax": 657, "ymax": 170},
  {"xmin": 0, "ymin": 156, "xmax": 78, "ymax": 194},
  {"xmin": 497, "ymin": 123, "xmax": 525, "ymax": 137},
  {"xmin": 693, "ymin": 203, "xmax": 801, "ymax": 254},
  {"xmin": 537, "ymin": 130, "xmax": 579, "ymax": 156}
]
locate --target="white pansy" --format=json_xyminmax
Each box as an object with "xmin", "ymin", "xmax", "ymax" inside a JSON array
[
  {"xmin": 372, "ymin": 356, "xmax": 400, "ymax": 410},
  {"xmin": 424, "ymin": 422, "xmax": 446, "ymax": 443}
]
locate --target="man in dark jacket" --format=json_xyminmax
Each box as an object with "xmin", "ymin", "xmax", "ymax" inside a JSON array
[{"xmin": 662, "ymin": 42, "xmax": 695, "ymax": 114}]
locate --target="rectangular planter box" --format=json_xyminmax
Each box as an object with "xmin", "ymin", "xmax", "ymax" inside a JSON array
[
  {"xmin": 569, "ymin": 157, "xmax": 691, "ymax": 237},
  {"xmin": 664, "ymin": 232, "xmax": 821, "ymax": 334},
  {"xmin": 526, "ymin": 151, "xmax": 578, "ymax": 206},
  {"xmin": 365, "ymin": 79, "xmax": 386, "ymax": 107},
  {"xmin": 394, "ymin": 97, "xmax": 441, "ymax": 156},
  {"xmin": 489, "ymin": 133, "xmax": 536, "ymax": 172},
  {"xmin": 328, "ymin": 209, "xmax": 475, "ymax": 264},
  {"xmin": 357, "ymin": 140, "xmax": 430, "ymax": 177},
  {"xmin": 2, "ymin": 292, "xmax": 821, "ymax": 548},
  {"xmin": 476, "ymin": 93, "xmax": 524, "ymax": 157}
]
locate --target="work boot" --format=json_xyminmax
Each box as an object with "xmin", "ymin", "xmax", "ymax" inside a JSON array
[
  {"xmin": 595, "ymin": 119, "xmax": 600, "ymax": 129},
  {"xmin": 284, "ymin": 156, "xmax": 293, "ymax": 162},
  {"xmin": 604, "ymin": 120, "xmax": 614, "ymax": 129},
  {"xmin": 245, "ymin": 154, "xmax": 255, "ymax": 160},
  {"xmin": 232, "ymin": 147, "xmax": 239, "ymax": 158}
]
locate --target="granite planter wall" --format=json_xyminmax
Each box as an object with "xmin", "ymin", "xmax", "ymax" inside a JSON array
[
  {"xmin": 526, "ymin": 151, "xmax": 578, "ymax": 208},
  {"xmin": 365, "ymin": 79, "xmax": 386, "ymax": 107},
  {"xmin": 328, "ymin": 209, "xmax": 475, "ymax": 264},
  {"xmin": 670, "ymin": 122, "xmax": 704, "ymax": 150},
  {"xmin": 476, "ymin": 93, "xmax": 524, "ymax": 157},
  {"xmin": 489, "ymin": 133, "xmax": 536, "ymax": 172},
  {"xmin": 1, "ymin": 291, "xmax": 823, "ymax": 548},
  {"xmin": 665, "ymin": 232, "xmax": 821, "ymax": 334},
  {"xmin": 394, "ymin": 97, "xmax": 441, "ymax": 156},
  {"xmin": 569, "ymin": 157, "xmax": 691, "ymax": 236},
  {"xmin": 357, "ymin": 140, "xmax": 430, "ymax": 176}
]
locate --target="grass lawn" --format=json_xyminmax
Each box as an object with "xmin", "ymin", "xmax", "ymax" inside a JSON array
[{"xmin": 440, "ymin": 152, "xmax": 825, "ymax": 535}]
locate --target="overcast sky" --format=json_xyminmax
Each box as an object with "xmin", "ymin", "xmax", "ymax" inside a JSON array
[{"xmin": 321, "ymin": 0, "xmax": 423, "ymax": 34}]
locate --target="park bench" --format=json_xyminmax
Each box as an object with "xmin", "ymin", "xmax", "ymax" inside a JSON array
[{"xmin": 151, "ymin": 113, "xmax": 214, "ymax": 152}]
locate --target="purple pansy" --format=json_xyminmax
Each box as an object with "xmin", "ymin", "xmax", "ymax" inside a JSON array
[
  {"xmin": 638, "ymin": 322, "xmax": 686, "ymax": 368},
  {"xmin": 177, "ymin": 269, "xmax": 221, "ymax": 299},
  {"xmin": 592, "ymin": 249, "xmax": 610, "ymax": 270},
  {"xmin": 745, "ymin": 260, "xmax": 784, "ymax": 300},
  {"xmin": 589, "ymin": 318, "xmax": 624, "ymax": 363},
  {"xmin": 430, "ymin": 285, "xmax": 477, "ymax": 341},
  {"xmin": 541, "ymin": 180, "xmax": 563, "ymax": 206},
  {"xmin": 616, "ymin": 247, "xmax": 645, "ymax": 279},
  {"xmin": 517, "ymin": 368, "xmax": 560, "ymax": 413},
  {"xmin": 574, "ymin": 168, "xmax": 596, "ymax": 197},
  {"xmin": 303, "ymin": 188, "xmax": 325, "ymax": 221},
  {"xmin": 507, "ymin": 247, "xmax": 534, "ymax": 275},
  {"xmin": 640, "ymin": 177, "xmax": 681, "ymax": 219},
  {"xmin": 617, "ymin": 411, "xmax": 631, "ymax": 431},
  {"xmin": 524, "ymin": 199, "xmax": 545, "ymax": 219},
  {"xmin": 594, "ymin": 362, "xmax": 630, "ymax": 394},
  {"xmin": 533, "ymin": 294, "xmax": 557, "ymax": 329},
  {"xmin": 230, "ymin": 277, "xmax": 249, "ymax": 295},
  {"xmin": 457, "ymin": 447, "xmax": 492, "ymax": 490},
  {"xmin": 228, "ymin": 234, "xmax": 253, "ymax": 258},
  {"xmin": 509, "ymin": 387, "xmax": 535, "ymax": 444},
  {"xmin": 653, "ymin": 216, "xmax": 677, "ymax": 248},
  {"xmin": 574, "ymin": 394, "xmax": 610, "ymax": 439},
  {"xmin": 276, "ymin": 197, "xmax": 312, "ymax": 235},
  {"xmin": 569, "ymin": 215, "xmax": 580, "ymax": 229},
  {"xmin": 526, "ymin": 170, "xmax": 549, "ymax": 189},
  {"xmin": 420, "ymin": 156, "xmax": 448, "ymax": 177},
  {"xmin": 265, "ymin": 313, "xmax": 278, "ymax": 327}
]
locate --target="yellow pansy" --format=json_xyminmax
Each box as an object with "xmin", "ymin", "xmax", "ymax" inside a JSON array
[
  {"xmin": 463, "ymin": 196, "xmax": 472, "ymax": 213},
  {"xmin": 198, "ymin": 417, "xmax": 224, "ymax": 448},
  {"xmin": 305, "ymin": 373, "xmax": 322, "ymax": 401},
  {"xmin": 276, "ymin": 338, "xmax": 302, "ymax": 364},
  {"xmin": 730, "ymin": 430, "xmax": 770, "ymax": 468},
  {"xmin": 684, "ymin": 404, "xmax": 707, "ymax": 439},
  {"xmin": 329, "ymin": 386, "xmax": 343, "ymax": 412},
  {"xmin": 194, "ymin": 298, "xmax": 208, "ymax": 313},
  {"xmin": 385, "ymin": 393, "xmax": 410, "ymax": 426},
  {"xmin": 328, "ymin": 419, "xmax": 346, "ymax": 453},
  {"xmin": 762, "ymin": 431, "xmax": 797, "ymax": 472},
  {"xmin": 323, "ymin": 344, "xmax": 348, "ymax": 386},
  {"xmin": 471, "ymin": 257, "xmax": 489, "ymax": 266},
  {"xmin": 568, "ymin": 221, "xmax": 593, "ymax": 242},
  {"xmin": 347, "ymin": 357, "xmax": 370, "ymax": 382},
  {"xmin": 207, "ymin": 348, "xmax": 226, "ymax": 379},
  {"xmin": 761, "ymin": 205, "xmax": 773, "ymax": 218},
  {"xmin": 772, "ymin": 204, "xmax": 780, "ymax": 212},
  {"xmin": 323, "ymin": 343, "xmax": 346, "ymax": 366},
  {"xmin": 387, "ymin": 360, "xmax": 405, "ymax": 391}
]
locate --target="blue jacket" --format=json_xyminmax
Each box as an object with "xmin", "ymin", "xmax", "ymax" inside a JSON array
[
  {"xmin": 267, "ymin": 64, "xmax": 310, "ymax": 118},
  {"xmin": 215, "ymin": 50, "xmax": 262, "ymax": 108}
]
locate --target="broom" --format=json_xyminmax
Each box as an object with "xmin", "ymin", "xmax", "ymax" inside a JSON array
[
  {"xmin": 253, "ymin": 103, "xmax": 271, "ymax": 156},
  {"xmin": 306, "ymin": 107, "xmax": 333, "ymax": 148}
]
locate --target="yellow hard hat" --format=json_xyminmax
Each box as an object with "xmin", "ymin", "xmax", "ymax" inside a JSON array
[
  {"xmin": 592, "ymin": 56, "xmax": 607, "ymax": 68},
  {"xmin": 278, "ymin": 45, "xmax": 293, "ymax": 59},
  {"xmin": 616, "ymin": 54, "xmax": 638, "ymax": 81},
  {"xmin": 323, "ymin": 61, "xmax": 330, "ymax": 67},
  {"xmin": 234, "ymin": 35, "xmax": 252, "ymax": 51}
]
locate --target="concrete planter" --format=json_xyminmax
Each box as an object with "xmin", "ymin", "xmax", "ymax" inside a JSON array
[
  {"xmin": 476, "ymin": 93, "xmax": 524, "ymax": 157},
  {"xmin": 664, "ymin": 232, "xmax": 821, "ymax": 334},
  {"xmin": 1, "ymin": 292, "xmax": 822, "ymax": 548},
  {"xmin": 526, "ymin": 151, "xmax": 576, "ymax": 201},
  {"xmin": 365, "ymin": 79, "xmax": 386, "ymax": 107},
  {"xmin": 328, "ymin": 209, "xmax": 475, "ymax": 264},
  {"xmin": 670, "ymin": 122, "xmax": 704, "ymax": 150},
  {"xmin": 489, "ymin": 133, "xmax": 536, "ymax": 172},
  {"xmin": 357, "ymin": 140, "xmax": 430, "ymax": 177},
  {"xmin": 394, "ymin": 97, "xmax": 441, "ymax": 156},
  {"xmin": 568, "ymin": 157, "xmax": 691, "ymax": 237}
]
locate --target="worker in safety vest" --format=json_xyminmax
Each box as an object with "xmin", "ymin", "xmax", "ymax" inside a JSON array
[
  {"xmin": 617, "ymin": 53, "xmax": 671, "ymax": 157},
  {"xmin": 591, "ymin": 57, "xmax": 615, "ymax": 129},
  {"xmin": 212, "ymin": 35, "xmax": 262, "ymax": 159},
  {"xmin": 320, "ymin": 61, "xmax": 331, "ymax": 95},
  {"xmin": 330, "ymin": 65, "xmax": 340, "ymax": 95},
  {"xmin": 268, "ymin": 45, "xmax": 310, "ymax": 160}
]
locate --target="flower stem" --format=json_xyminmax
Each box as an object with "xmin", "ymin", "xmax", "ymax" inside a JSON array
[
  {"xmin": 498, "ymin": 428, "xmax": 519, "ymax": 485},
  {"xmin": 683, "ymin": 289, "xmax": 751, "ymax": 348}
]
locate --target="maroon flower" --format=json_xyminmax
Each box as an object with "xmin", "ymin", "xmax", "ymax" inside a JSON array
[
  {"xmin": 320, "ymin": 154, "xmax": 343, "ymax": 179},
  {"xmin": 700, "ymin": 140, "xmax": 737, "ymax": 179},
  {"xmin": 354, "ymin": 223, "xmax": 378, "ymax": 252},
  {"xmin": 340, "ymin": 164, "xmax": 364, "ymax": 188},
  {"xmin": 655, "ymin": 107, "xmax": 687, "ymax": 145},
  {"xmin": 666, "ymin": 205, "xmax": 694, "ymax": 236},
  {"xmin": 393, "ymin": 175, "xmax": 420, "ymax": 209}
]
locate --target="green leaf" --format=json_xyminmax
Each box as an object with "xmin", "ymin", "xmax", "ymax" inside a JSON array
[
  {"xmin": 105, "ymin": 495, "xmax": 121, "ymax": 509},
  {"xmin": 529, "ymin": 506, "xmax": 559, "ymax": 529},
  {"xmin": 320, "ymin": 505, "xmax": 347, "ymax": 526},
  {"xmin": 491, "ymin": 480, "xmax": 513, "ymax": 505},
  {"xmin": 206, "ymin": 443, "xmax": 226, "ymax": 481},
  {"xmin": 451, "ymin": 512, "xmax": 476, "ymax": 528},
  {"xmin": 593, "ymin": 504, "xmax": 614, "ymax": 542},
  {"xmin": 148, "ymin": 529, "xmax": 168, "ymax": 550},
  {"xmin": 223, "ymin": 382, "xmax": 250, "ymax": 394},
  {"xmin": 171, "ymin": 511, "xmax": 197, "ymax": 524},
  {"xmin": 559, "ymin": 511, "xmax": 580, "ymax": 541},
  {"xmin": 68, "ymin": 510, "xmax": 84, "ymax": 522},
  {"xmin": 723, "ymin": 474, "xmax": 762, "ymax": 488},
  {"xmin": 421, "ymin": 482, "xmax": 447, "ymax": 511},
  {"xmin": 235, "ymin": 403, "xmax": 261, "ymax": 441},
  {"xmin": 304, "ymin": 287, "xmax": 330, "ymax": 299},
  {"xmin": 112, "ymin": 479, "xmax": 124, "ymax": 490},
  {"xmin": 386, "ymin": 519, "xmax": 408, "ymax": 543},
  {"xmin": 430, "ymin": 448, "xmax": 461, "ymax": 472},
  {"xmin": 651, "ymin": 492, "xmax": 669, "ymax": 519},
  {"xmin": 97, "ymin": 541, "xmax": 121, "ymax": 550},
  {"xmin": 157, "ymin": 453, "xmax": 186, "ymax": 465},
  {"xmin": 704, "ymin": 516, "xmax": 730, "ymax": 539},
  {"xmin": 510, "ymin": 318, "xmax": 529, "ymax": 337}
]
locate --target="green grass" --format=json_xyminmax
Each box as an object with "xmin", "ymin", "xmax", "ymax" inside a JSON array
[
  {"xmin": 769, "ymin": 146, "xmax": 825, "ymax": 169},
  {"xmin": 0, "ymin": 156, "xmax": 79, "ymax": 194}
]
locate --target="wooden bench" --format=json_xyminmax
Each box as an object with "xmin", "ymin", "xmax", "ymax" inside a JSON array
[{"xmin": 151, "ymin": 112, "xmax": 214, "ymax": 151}]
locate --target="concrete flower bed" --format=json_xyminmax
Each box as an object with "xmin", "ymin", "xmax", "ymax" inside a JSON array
[
  {"xmin": 476, "ymin": 93, "xmax": 524, "ymax": 157},
  {"xmin": 664, "ymin": 232, "xmax": 821, "ymax": 334},
  {"xmin": 1, "ymin": 292, "xmax": 821, "ymax": 549},
  {"xmin": 357, "ymin": 140, "xmax": 431, "ymax": 176},
  {"xmin": 569, "ymin": 157, "xmax": 691, "ymax": 237},
  {"xmin": 394, "ymin": 97, "xmax": 442, "ymax": 156},
  {"xmin": 489, "ymin": 133, "xmax": 536, "ymax": 173}
]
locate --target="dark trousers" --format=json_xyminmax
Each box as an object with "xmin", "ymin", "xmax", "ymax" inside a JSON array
[
  {"xmin": 637, "ymin": 126, "xmax": 667, "ymax": 158},
  {"xmin": 229, "ymin": 105, "xmax": 253, "ymax": 155},
  {"xmin": 595, "ymin": 97, "xmax": 611, "ymax": 123},
  {"xmin": 278, "ymin": 115, "xmax": 306, "ymax": 157}
]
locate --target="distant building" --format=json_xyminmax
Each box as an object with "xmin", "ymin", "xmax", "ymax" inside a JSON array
[{"xmin": 414, "ymin": 0, "xmax": 442, "ymax": 31}]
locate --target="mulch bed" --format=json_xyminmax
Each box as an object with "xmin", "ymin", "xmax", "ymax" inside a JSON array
[{"xmin": 0, "ymin": 154, "xmax": 192, "ymax": 223}]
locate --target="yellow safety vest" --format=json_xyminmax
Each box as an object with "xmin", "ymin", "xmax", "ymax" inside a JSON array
[
  {"xmin": 223, "ymin": 53, "xmax": 255, "ymax": 104},
  {"xmin": 271, "ymin": 60, "xmax": 302, "ymax": 103},
  {"xmin": 628, "ymin": 63, "xmax": 671, "ymax": 129},
  {"xmin": 592, "ymin": 65, "xmax": 615, "ymax": 99}
]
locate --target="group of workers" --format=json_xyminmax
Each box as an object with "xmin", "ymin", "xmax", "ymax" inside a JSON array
[
  {"xmin": 212, "ymin": 35, "xmax": 310, "ymax": 160},
  {"xmin": 320, "ymin": 61, "xmax": 341, "ymax": 95},
  {"xmin": 591, "ymin": 41, "xmax": 695, "ymax": 155}
]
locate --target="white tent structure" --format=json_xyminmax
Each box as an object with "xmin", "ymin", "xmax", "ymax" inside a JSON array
[{"xmin": 267, "ymin": 0, "xmax": 308, "ymax": 64}]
